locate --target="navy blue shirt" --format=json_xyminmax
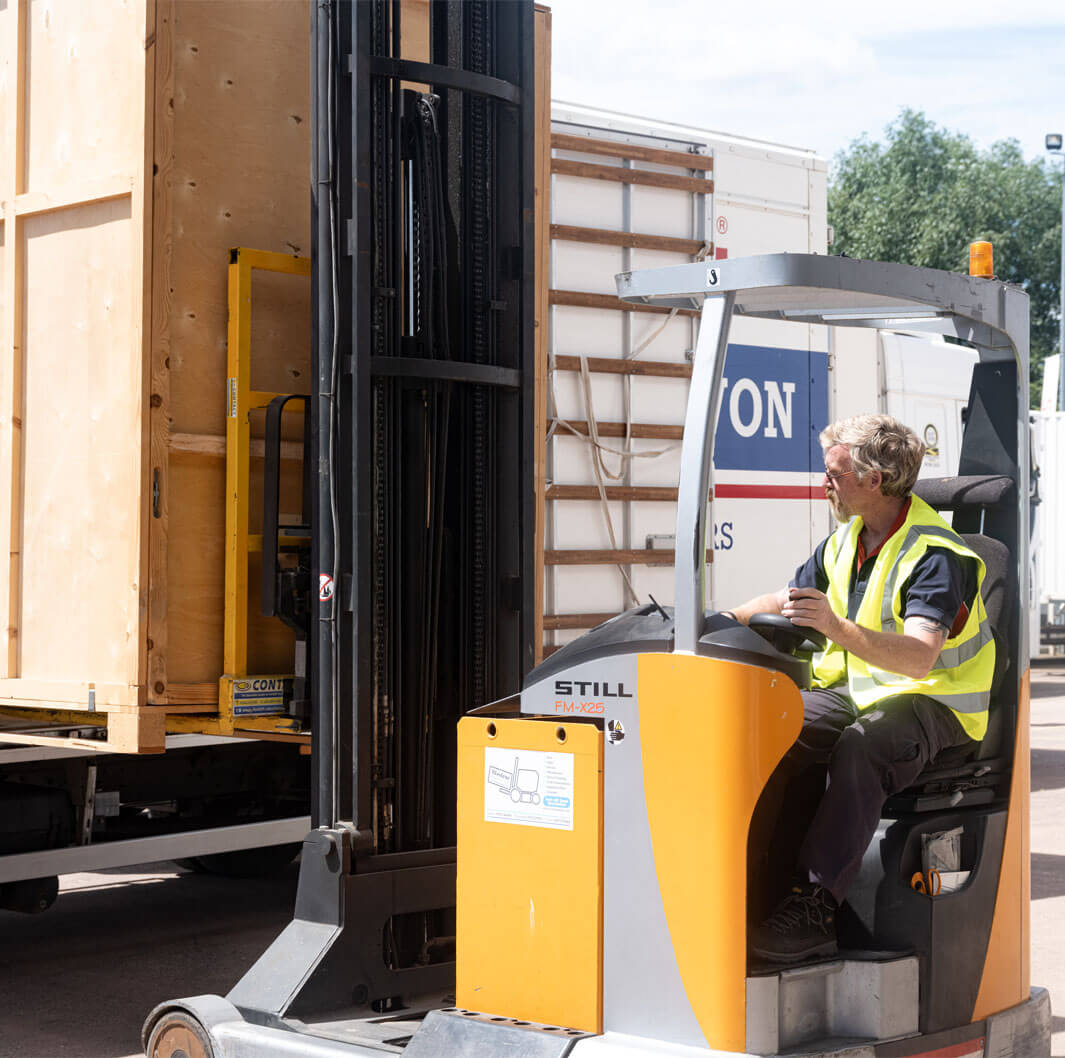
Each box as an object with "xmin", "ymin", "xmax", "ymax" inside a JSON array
[{"xmin": 790, "ymin": 525, "xmax": 978, "ymax": 634}]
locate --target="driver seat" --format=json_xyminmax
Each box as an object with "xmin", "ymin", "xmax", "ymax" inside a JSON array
[{"xmin": 882, "ymin": 474, "xmax": 1016, "ymax": 815}]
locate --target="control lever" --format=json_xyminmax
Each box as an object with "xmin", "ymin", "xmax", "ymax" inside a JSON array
[{"xmin": 647, "ymin": 593, "xmax": 670, "ymax": 622}]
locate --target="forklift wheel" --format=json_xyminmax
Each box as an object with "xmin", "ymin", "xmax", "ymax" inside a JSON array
[{"xmin": 146, "ymin": 1010, "xmax": 214, "ymax": 1058}]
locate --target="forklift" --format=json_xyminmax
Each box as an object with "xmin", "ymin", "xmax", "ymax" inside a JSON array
[{"xmin": 141, "ymin": 3, "xmax": 1050, "ymax": 1055}]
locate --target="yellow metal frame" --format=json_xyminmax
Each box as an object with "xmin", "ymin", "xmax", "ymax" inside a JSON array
[{"xmin": 218, "ymin": 248, "xmax": 311, "ymax": 732}]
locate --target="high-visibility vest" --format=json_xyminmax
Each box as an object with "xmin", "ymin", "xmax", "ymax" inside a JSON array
[{"xmin": 811, "ymin": 495, "xmax": 993, "ymax": 741}]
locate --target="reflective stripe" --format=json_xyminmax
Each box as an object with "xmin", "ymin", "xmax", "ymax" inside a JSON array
[
  {"xmin": 931, "ymin": 624, "xmax": 994, "ymax": 669},
  {"xmin": 849, "ymin": 673, "xmax": 908, "ymax": 697},
  {"xmin": 849, "ymin": 674, "xmax": 989, "ymax": 714},
  {"xmin": 879, "ymin": 524, "xmax": 968, "ymax": 628},
  {"xmin": 848, "ymin": 675, "xmax": 873, "ymax": 694},
  {"xmin": 850, "ymin": 673, "xmax": 891, "ymax": 696},
  {"xmin": 919, "ymin": 688, "xmax": 990, "ymax": 714}
]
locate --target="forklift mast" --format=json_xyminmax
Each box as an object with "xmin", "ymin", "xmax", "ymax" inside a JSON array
[
  {"xmin": 189, "ymin": 0, "xmax": 539, "ymax": 1020},
  {"xmin": 313, "ymin": 0, "xmax": 536, "ymax": 844}
]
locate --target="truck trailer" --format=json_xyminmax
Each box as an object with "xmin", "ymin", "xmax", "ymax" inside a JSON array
[
  {"xmin": 1030, "ymin": 411, "xmax": 1065, "ymax": 654},
  {"xmin": 0, "ymin": 0, "xmax": 321, "ymax": 908}
]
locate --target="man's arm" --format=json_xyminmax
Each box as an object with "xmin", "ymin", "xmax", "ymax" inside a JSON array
[
  {"xmin": 782, "ymin": 587, "xmax": 947, "ymax": 679},
  {"xmin": 728, "ymin": 588, "xmax": 790, "ymax": 625}
]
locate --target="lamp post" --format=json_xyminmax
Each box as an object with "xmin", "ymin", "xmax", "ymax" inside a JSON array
[{"xmin": 1048, "ymin": 133, "xmax": 1065, "ymax": 412}]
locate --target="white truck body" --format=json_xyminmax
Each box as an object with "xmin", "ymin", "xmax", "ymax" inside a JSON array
[
  {"xmin": 546, "ymin": 103, "xmax": 977, "ymax": 650},
  {"xmin": 1031, "ymin": 411, "xmax": 1065, "ymax": 654}
]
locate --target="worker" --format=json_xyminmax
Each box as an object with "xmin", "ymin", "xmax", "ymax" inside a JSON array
[{"xmin": 726, "ymin": 414, "xmax": 994, "ymax": 964}]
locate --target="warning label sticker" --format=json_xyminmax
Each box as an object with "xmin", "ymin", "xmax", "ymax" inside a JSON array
[
  {"xmin": 231, "ymin": 677, "xmax": 286, "ymax": 716},
  {"xmin": 484, "ymin": 746, "xmax": 574, "ymax": 831}
]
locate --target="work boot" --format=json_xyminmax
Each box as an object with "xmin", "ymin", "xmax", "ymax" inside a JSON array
[{"xmin": 749, "ymin": 882, "xmax": 838, "ymax": 964}]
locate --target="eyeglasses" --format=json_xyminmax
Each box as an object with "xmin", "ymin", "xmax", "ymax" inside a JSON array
[{"xmin": 823, "ymin": 469, "xmax": 856, "ymax": 485}]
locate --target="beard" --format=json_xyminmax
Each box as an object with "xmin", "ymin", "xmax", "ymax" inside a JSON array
[{"xmin": 826, "ymin": 491, "xmax": 850, "ymax": 522}]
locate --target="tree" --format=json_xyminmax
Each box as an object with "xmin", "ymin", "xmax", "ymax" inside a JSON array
[{"xmin": 829, "ymin": 109, "xmax": 1062, "ymax": 407}]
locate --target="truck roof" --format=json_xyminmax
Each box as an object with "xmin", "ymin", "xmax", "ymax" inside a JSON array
[{"xmin": 552, "ymin": 100, "xmax": 827, "ymax": 169}]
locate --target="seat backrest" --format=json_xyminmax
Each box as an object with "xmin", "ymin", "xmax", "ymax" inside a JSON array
[{"xmin": 960, "ymin": 530, "xmax": 1012, "ymax": 689}]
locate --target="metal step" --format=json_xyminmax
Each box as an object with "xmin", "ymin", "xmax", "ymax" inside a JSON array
[{"xmin": 745, "ymin": 954, "xmax": 919, "ymax": 1055}]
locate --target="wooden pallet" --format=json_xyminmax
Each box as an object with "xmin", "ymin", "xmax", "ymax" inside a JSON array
[{"xmin": 0, "ymin": 707, "xmax": 168, "ymax": 755}]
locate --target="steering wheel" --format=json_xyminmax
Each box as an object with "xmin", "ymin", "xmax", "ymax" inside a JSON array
[{"xmin": 747, "ymin": 613, "xmax": 827, "ymax": 656}]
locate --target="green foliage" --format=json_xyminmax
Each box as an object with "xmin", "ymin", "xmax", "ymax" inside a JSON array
[{"xmin": 828, "ymin": 109, "xmax": 1062, "ymax": 406}]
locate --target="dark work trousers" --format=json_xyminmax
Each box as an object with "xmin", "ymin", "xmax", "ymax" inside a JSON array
[{"xmin": 747, "ymin": 687, "xmax": 973, "ymax": 914}]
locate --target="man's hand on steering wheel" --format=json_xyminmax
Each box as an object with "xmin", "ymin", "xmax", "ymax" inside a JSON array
[{"xmin": 781, "ymin": 586, "xmax": 841, "ymax": 641}]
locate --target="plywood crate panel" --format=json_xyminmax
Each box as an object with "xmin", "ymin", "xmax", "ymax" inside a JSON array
[
  {"xmin": 0, "ymin": 0, "xmax": 316, "ymax": 745},
  {"xmin": 155, "ymin": 0, "xmax": 312, "ymax": 704},
  {"xmin": 1, "ymin": 1, "xmax": 152, "ymax": 723}
]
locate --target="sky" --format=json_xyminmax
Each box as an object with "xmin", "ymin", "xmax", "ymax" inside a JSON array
[{"xmin": 547, "ymin": 0, "xmax": 1065, "ymax": 169}]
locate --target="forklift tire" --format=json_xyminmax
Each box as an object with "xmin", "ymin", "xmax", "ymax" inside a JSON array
[
  {"xmin": 146, "ymin": 1010, "xmax": 214, "ymax": 1058},
  {"xmin": 188, "ymin": 842, "xmax": 301, "ymax": 878}
]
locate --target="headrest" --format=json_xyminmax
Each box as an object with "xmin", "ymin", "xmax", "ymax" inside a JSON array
[{"xmin": 913, "ymin": 475, "xmax": 1015, "ymax": 510}]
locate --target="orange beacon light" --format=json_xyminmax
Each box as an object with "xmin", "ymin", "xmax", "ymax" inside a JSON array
[{"xmin": 969, "ymin": 240, "xmax": 994, "ymax": 277}]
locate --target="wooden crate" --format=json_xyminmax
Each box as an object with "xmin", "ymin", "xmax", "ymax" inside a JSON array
[
  {"xmin": 0, "ymin": 1, "xmax": 314, "ymax": 750},
  {"xmin": 0, "ymin": 0, "xmax": 543, "ymax": 752}
]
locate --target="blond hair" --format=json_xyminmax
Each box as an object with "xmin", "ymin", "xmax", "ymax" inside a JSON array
[{"xmin": 820, "ymin": 414, "xmax": 925, "ymax": 498}]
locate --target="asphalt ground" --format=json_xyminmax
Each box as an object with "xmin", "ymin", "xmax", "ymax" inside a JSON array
[
  {"xmin": 1028, "ymin": 660, "xmax": 1065, "ymax": 1055},
  {"xmin": 0, "ymin": 861, "xmax": 300, "ymax": 1058},
  {"xmin": 2, "ymin": 663, "xmax": 1065, "ymax": 1058}
]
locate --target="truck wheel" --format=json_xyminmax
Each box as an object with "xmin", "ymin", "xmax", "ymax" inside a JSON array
[
  {"xmin": 146, "ymin": 1010, "xmax": 213, "ymax": 1058},
  {"xmin": 191, "ymin": 842, "xmax": 300, "ymax": 878},
  {"xmin": 0, "ymin": 876, "xmax": 58, "ymax": 914}
]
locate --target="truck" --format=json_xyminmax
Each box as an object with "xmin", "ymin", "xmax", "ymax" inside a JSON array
[
  {"xmin": 0, "ymin": 0, "xmax": 319, "ymax": 908},
  {"xmin": 0, "ymin": 0, "xmax": 547, "ymax": 914},
  {"xmin": 544, "ymin": 103, "xmax": 979, "ymax": 654},
  {"xmin": 1031, "ymin": 411, "xmax": 1065, "ymax": 654}
]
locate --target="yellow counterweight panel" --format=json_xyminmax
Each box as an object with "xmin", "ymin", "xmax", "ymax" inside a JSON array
[
  {"xmin": 457, "ymin": 716, "xmax": 603, "ymax": 1033},
  {"xmin": 637, "ymin": 653, "xmax": 802, "ymax": 1053}
]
